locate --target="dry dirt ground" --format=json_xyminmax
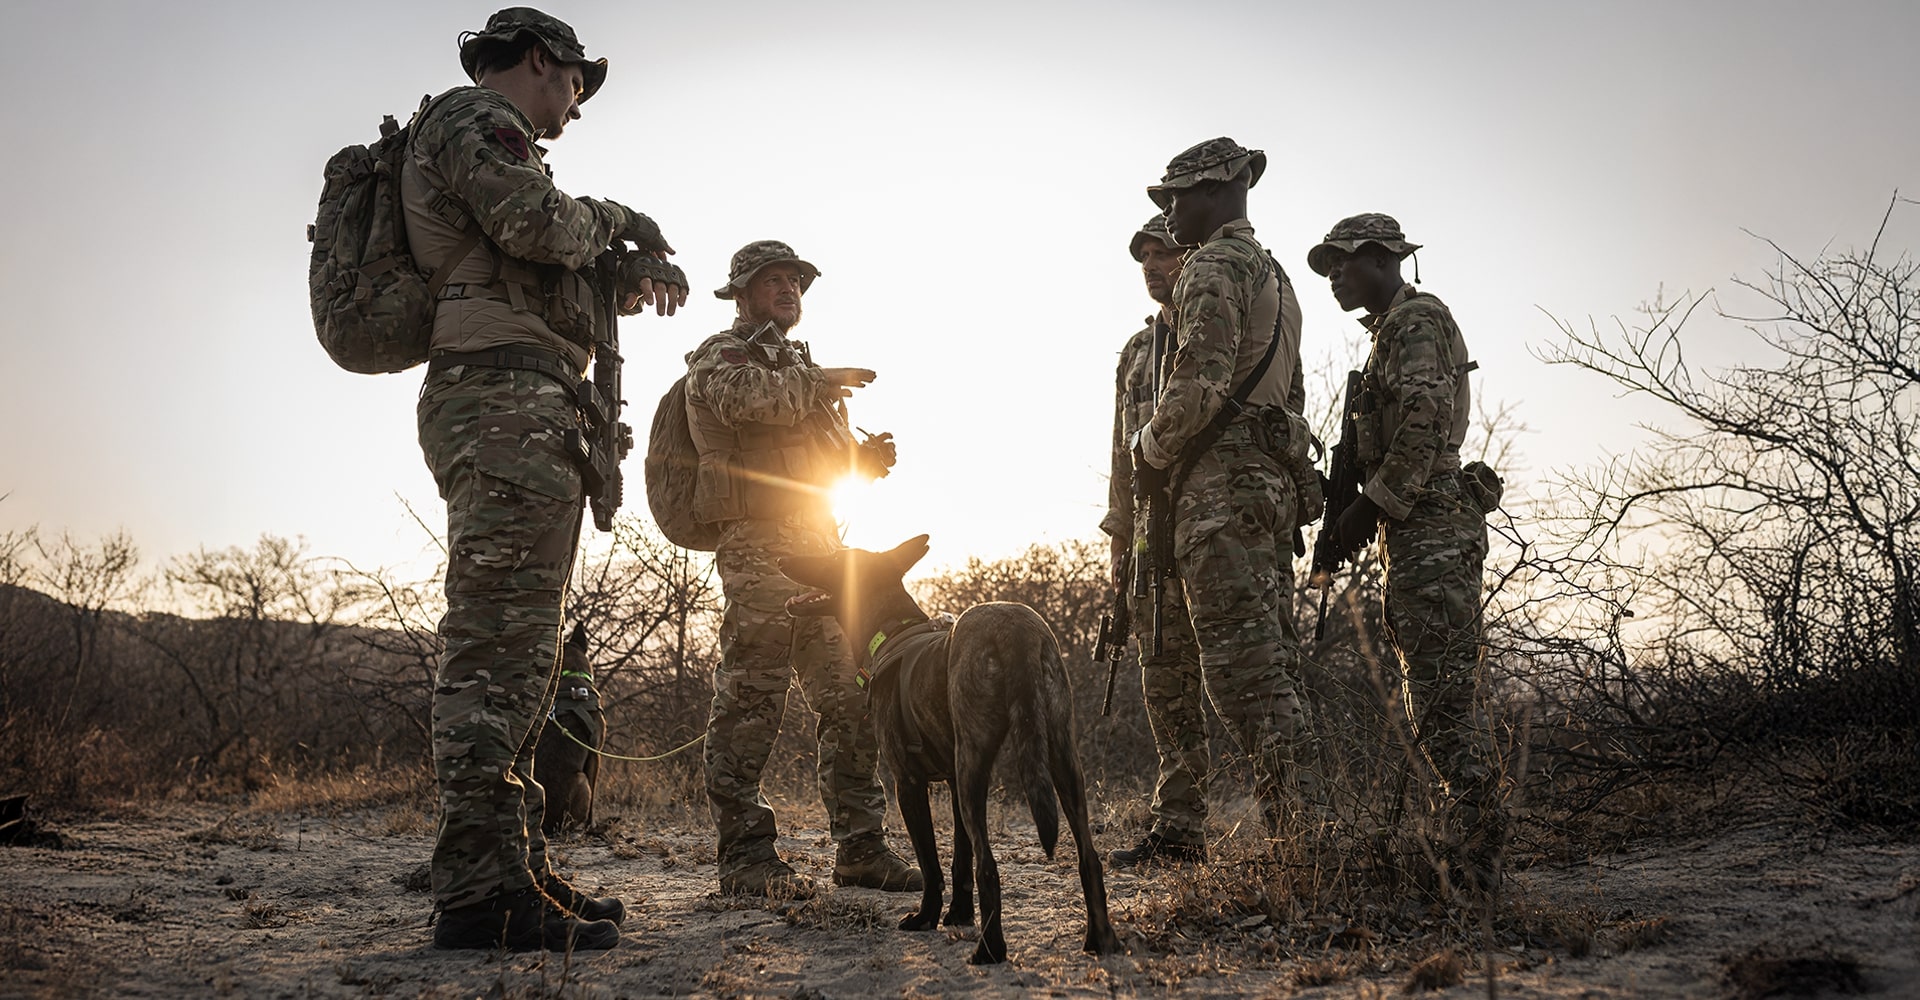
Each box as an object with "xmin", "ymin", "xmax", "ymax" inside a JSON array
[{"xmin": 3, "ymin": 797, "xmax": 1917, "ymax": 999}]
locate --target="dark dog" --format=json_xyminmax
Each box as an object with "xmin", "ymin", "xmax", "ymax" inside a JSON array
[
  {"xmin": 535, "ymin": 623, "xmax": 604, "ymax": 835},
  {"xmin": 781, "ymin": 535, "xmax": 1121, "ymax": 964}
]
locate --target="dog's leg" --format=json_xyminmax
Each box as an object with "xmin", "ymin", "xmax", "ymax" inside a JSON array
[
  {"xmin": 895, "ymin": 778, "xmax": 944, "ymax": 931},
  {"xmin": 943, "ymin": 783, "xmax": 974, "ymax": 927},
  {"xmin": 1052, "ymin": 738, "xmax": 1123, "ymax": 955},
  {"xmin": 955, "ymin": 765, "xmax": 1006, "ymax": 964}
]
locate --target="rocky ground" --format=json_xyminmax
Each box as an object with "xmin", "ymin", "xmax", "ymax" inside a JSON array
[{"xmin": 2, "ymin": 793, "xmax": 1916, "ymax": 999}]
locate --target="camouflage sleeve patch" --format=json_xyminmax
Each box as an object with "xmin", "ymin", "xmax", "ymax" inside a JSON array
[
  {"xmin": 491, "ymin": 126, "xmax": 530, "ymax": 160},
  {"xmin": 718, "ymin": 347, "xmax": 751, "ymax": 365}
]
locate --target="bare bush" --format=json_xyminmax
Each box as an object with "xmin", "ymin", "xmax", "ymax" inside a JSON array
[{"xmin": 1530, "ymin": 195, "xmax": 1920, "ymax": 832}]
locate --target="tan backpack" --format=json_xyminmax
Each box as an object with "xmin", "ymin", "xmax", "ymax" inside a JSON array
[
  {"xmin": 644, "ymin": 376, "xmax": 721, "ymax": 551},
  {"xmin": 307, "ymin": 98, "xmax": 480, "ymax": 374}
]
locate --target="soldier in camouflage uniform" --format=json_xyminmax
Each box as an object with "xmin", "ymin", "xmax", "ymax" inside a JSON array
[
  {"xmin": 1122, "ymin": 139, "xmax": 1312, "ymax": 855},
  {"xmin": 685, "ymin": 241, "xmax": 919, "ymax": 898},
  {"xmin": 1308, "ymin": 213, "xmax": 1497, "ymax": 890},
  {"xmin": 1101, "ymin": 215, "xmax": 1209, "ymax": 867},
  {"xmin": 405, "ymin": 7, "xmax": 689, "ymax": 951}
]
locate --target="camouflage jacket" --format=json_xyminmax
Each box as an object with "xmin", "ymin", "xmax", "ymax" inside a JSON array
[
  {"xmin": 402, "ymin": 86, "xmax": 626, "ymax": 370},
  {"xmin": 1359, "ymin": 284, "xmax": 1473, "ymax": 520},
  {"xmin": 1101, "ymin": 314, "xmax": 1168, "ymax": 545},
  {"xmin": 685, "ymin": 318, "xmax": 835, "ymax": 429},
  {"xmin": 1138, "ymin": 220, "xmax": 1303, "ymax": 469}
]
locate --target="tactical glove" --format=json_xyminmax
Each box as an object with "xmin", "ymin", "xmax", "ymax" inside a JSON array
[
  {"xmin": 857, "ymin": 432, "xmax": 897, "ymax": 480},
  {"xmin": 1333, "ymin": 493, "xmax": 1382, "ymax": 560},
  {"xmin": 616, "ymin": 254, "xmax": 688, "ymax": 313},
  {"xmin": 592, "ymin": 199, "xmax": 675, "ymax": 255},
  {"xmin": 1132, "ymin": 443, "xmax": 1169, "ymax": 495}
]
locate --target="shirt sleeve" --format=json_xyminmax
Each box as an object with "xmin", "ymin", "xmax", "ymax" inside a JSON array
[
  {"xmin": 684, "ymin": 335, "xmax": 828, "ymax": 428},
  {"xmin": 1139, "ymin": 250, "xmax": 1246, "ymax": 468},
  {"xmin": 422, "ymin": 93, "xmax": 623, "ymax": 271},
  {"xmin": 1363, "ymin": 302, "xmax": 1462, "ymax": 519},
  {"xmin": 1101, "ymin": 336, "xmax": 1144, "ymax": 541}
]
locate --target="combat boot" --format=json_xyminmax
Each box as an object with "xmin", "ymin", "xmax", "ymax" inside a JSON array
[
  {"xmin": 433, "ymin": 886, "xmax": 620, "ymax": 951},
  {"xmin": 540, "ymin": 871, "xmax": 627, "ymax": 924},
  {"xmin": 1109, "ymin": 831, "xmax": 1206, "ymax": 870},
  {"xmin": 718, "ymin": 857, "xmax": 817, "ymax": 900},
  {"xmin": 832, "ymin": 839, "xmax": 923, "ymax": 891}
]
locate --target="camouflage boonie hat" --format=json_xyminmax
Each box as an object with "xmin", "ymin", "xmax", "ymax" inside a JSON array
[
  {"xmin": 1129, "ymin": 214, "xmax": 1185, "ymax": 261},
  {"xmin": 714, "ymin": 240, "xmax": 821, "ymax": 300},
  {"xmin": 1306, "ymin": 213, "xmax": 1423, "ymax": 276},
  {"xmin": 460, "ymin": 7, "xmax": 608, "ymax": 103},
  {"xmin": 1147, "ymin": 137, "xmax": 1267, "ymax": 210}
]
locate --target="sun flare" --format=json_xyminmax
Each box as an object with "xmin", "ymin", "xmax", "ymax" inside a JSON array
[{"xmin": 828, "ymin": 474, "xmax": 873, "ymax": 531}]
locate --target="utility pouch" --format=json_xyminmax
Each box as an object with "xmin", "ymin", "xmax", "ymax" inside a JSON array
[
  {"xmin": 543, "ymin": 269, "xmax": 596, "ymax": 344},
  {"xmin": 1257, "ymin": 406, "xmax": 1326, "ymax": 527},
  {"xmin": 1351, "ymin": 379, "xmax": 1383, "ymax": 466},
  {"xmin": 575, "ymin": 380, "xmax": 606, "ymax": 429},
  {"xmin": 1462, "ymin": 460, "xmax": 1505, "ymax": 514}
]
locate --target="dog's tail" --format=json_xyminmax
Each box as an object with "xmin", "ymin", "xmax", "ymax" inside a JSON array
[{"xmin": 1008, "ymin": 655, "xmax": 1062, "ymax": 860}]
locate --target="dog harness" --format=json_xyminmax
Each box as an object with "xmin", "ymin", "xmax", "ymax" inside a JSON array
[{"xmin": 861, "ymin": 613, "xmax": 955, "ymax": 781}]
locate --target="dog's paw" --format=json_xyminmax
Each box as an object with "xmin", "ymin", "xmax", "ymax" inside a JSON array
[
  {"xmin": 942, "ymin": 906, "xmax": 974, "ymax": 927},
  {"xmin": 899, "ymin": 911, "xmax": 940, "ymax": 932},
  {"xmin": 1085, "ymin": 927, "xmax": 1123, "ymax": 956},
  {"xmin": 967, "ymin": 941, "xmax": 1008, "ymax": 965}
]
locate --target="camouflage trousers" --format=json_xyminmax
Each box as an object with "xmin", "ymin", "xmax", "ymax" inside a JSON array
[
  {"xmin": 1127, "ymin": 575, "xmax": 1207, "ymax": 845},
  {"xmin": 1165, "ymin": 426, "xmax": 1307, "ymax": 831},
  {"xmin": 417, "ymin": 365, "xmax": 582, "ymax": 911},
  {"xmin": 705, "ymin": 515, "xmax": 888, "ymax": 874},
  {"xmin": 1379, "ymin": 470, "xmax": 1493, "ymax": 844}
]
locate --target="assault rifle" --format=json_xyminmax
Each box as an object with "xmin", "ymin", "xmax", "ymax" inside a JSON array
[
  {"xmin": 1309, "ymin": 369, "xmax": 1366, "ymax": 639},
  {"xmin": 1095, "ymin": 552, "xmax": 1133, "ymax": 716},
  {"xmin": 1132, "ymin": 462, "xmax": 1174, "ymax": 657},
  {"xmin": 578, "ymin": 245, "xmax": 635, "ymax": 532}
]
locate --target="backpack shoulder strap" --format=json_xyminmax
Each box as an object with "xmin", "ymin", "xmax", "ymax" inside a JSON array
[{"xmin": 402, "ymin": 90, "xmax": 494, "ymax": 302}]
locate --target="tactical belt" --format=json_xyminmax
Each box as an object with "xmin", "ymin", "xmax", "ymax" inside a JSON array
[{"xmin": 427, "ymin": 347, "xmax": 579, "ymax": 386}]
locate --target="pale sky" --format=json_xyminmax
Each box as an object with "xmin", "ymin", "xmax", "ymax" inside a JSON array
[{"xmin": 2, "ymin": 0, "xmax": 1915, "ymax": 581}]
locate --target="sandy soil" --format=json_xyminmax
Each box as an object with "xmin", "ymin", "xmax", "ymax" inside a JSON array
[{"xmin": 2, "ymin": 801, "xmax": 1916, "ymax": 999}]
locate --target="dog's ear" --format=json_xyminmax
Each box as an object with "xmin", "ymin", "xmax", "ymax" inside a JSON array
[
  {"xmin": 885, "ymin": 534, "xmax": 931, "ymax": 574},
  {"xmin": 566, "ymin": 621, "xmax": 588, "ymax": 651}
]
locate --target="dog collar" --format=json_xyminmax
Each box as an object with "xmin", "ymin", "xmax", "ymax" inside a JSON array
[{"xmin": 858, "ymin": 614, "xmax": 932, "ymax": 689}]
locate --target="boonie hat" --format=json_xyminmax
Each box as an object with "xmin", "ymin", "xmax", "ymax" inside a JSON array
[
  {"xmin": 1129, "ymin": 214, "xmax": 1185, "ymax": 261},
  {"xmin": 714, "ymin": 241, "xmax": 821, "ymax": 300},
  {"xmin": 460, "ymin": 7, "xmax": 608, "ymax": 103},
  {"xmin": 1147, "ymin": 137, "xmax": 1267, "ymax": 210},
  {"xmin": 1306, "ymin": 213, "xmax": 1423, "ymax": 276}
]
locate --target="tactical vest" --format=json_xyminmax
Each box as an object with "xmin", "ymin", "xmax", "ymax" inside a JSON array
[
  {"xmin": 686, "ymin": 332, "xmax": 855, "ymax": 525},
  {"xmin": 400, "ymin": 89, "xmax": 597, "ymax": 370}
]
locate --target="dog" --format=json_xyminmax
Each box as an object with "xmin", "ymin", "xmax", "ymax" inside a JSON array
[
  {"xmin": 780, "ymin": 535, "xmax": 1121, "ymax": 965},
  {"xmin": 535, "ymin": 622, "xmax": 604, "ymax": 835}
]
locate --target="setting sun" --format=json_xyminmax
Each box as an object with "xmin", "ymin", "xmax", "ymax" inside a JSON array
[{"xmin": 828, "ymin": 473, "xmax": 874, "ymax": 532}]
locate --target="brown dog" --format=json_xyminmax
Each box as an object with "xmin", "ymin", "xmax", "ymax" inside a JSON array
[
  {"xmin": 781, "ymin": 535, "xmax": 1121, "ymax": 964},
  {"xmin": 535, "ymin": 623, "xmax": 604, "ymax": 834}
]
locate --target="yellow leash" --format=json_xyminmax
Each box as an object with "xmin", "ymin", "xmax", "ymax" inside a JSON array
[{"xmin": 547, "ymin": 713, "xmax": 706, "ymax": 763}]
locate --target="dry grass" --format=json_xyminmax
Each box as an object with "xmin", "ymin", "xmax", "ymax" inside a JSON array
[{"xmin": 1403, "ymin": 949, "xmax": 1465, "ymax": 992}]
